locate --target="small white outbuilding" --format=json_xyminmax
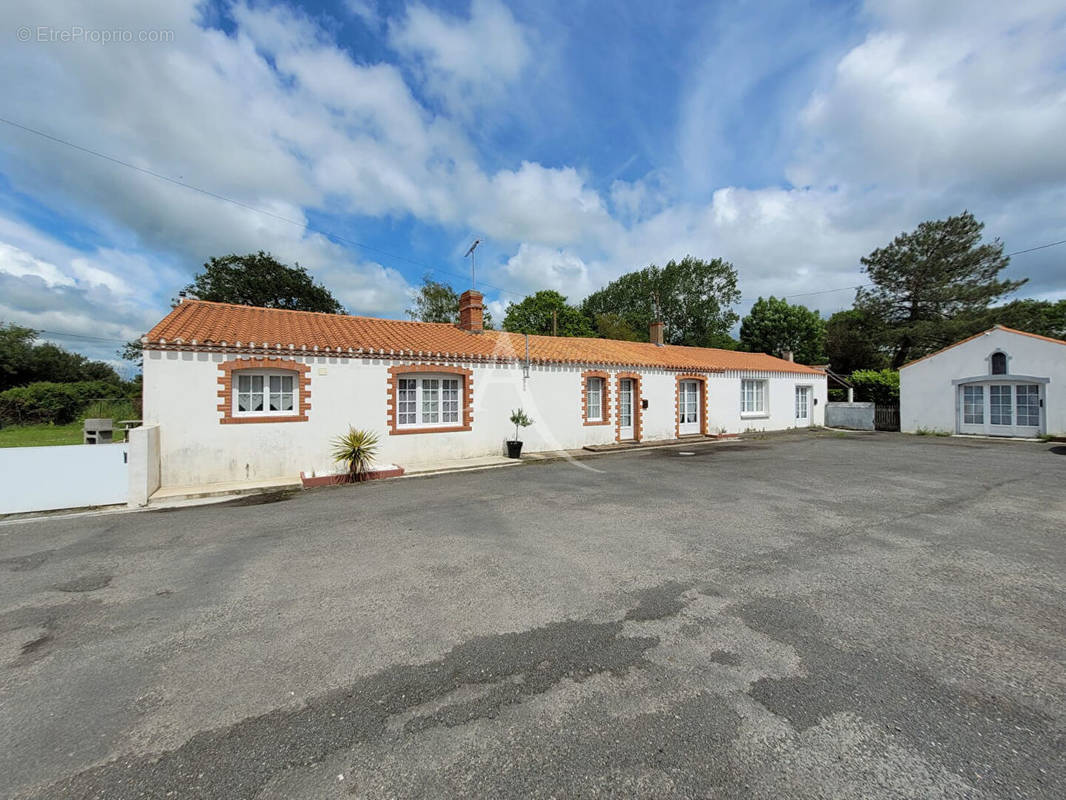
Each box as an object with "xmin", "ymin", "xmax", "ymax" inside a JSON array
[{"xmin": 900, "ymin": 325, "xmax": 1066, "ymax": 437}]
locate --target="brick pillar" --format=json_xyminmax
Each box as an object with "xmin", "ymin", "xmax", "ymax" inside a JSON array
[{"xmin": 458, "ymin": 289, "xmax": 484, "ymax": 332}]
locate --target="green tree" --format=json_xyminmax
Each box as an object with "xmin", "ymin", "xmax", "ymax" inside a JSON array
[
  {"xmin": 0, "ymin": 323, "xmax": 37, "ymax": 389},
  {"xmin": 591, "ymin": 312, "xmax": 642, "ymax": 341},
  {"xmin": 405, "ymin": 274, "xmax": 493, "ymax": 328},
  {"xmin": 984, "ymin": 298, "xmax": 1066, "ymax": 340},
  {"xmin": 502, "ymin": 290, "xmax": 593, "ymax": 337},
  {"xmin": 119, "ymin": 339, "xmax": 144, "ymax": 369},
  {"xmin": 739, "ymin": 296, "xmax": 826, "ymax": 364},
  {"xmin": 824, "ymin": 309, "xmax": 888, "ymax": 374},
  {"xmin": 0, "ymin": 323, "xmax": 119, "ymax": 391},
  {"xmin": 581, "ymin": 256, "xmax": 740, "ymax": 347},
  {"xmin": 185, "ymin": 251, "xmax": 345, "ymax": 313},
  {"xmin": 856, "ymin": 212, "xmax": 1025, "ymax": 368}
]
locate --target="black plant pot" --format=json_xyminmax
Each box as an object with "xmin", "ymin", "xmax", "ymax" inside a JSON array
[{"xmin": 506, "ymin": 440, "xmax": 523, "ymax": 459}]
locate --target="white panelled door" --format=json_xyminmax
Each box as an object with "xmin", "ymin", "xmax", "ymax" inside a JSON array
[
  {"xmin": 958, "ymin": 382, "xmax": 1043, "ymax": 437},
  {"xmin": 795, "ymin": 386, "xmax": 811, "ymax": 427},
  {"xmin": 619, "ymin": 378, "xmax": 635, "ymax": 440},
  {"xmin": 679, "ymin": 380, "xmax": 700, "ymax": 435}
]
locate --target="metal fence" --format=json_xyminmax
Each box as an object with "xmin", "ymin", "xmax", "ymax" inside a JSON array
[{"xmin": 875, "ymin": 404, "xmax": 900, "ymax": 431}]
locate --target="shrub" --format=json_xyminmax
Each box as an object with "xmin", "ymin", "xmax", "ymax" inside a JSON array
[
  {"xmin": 849, "ymin": 369, "xmax": 900, "ymax": 405},
  {"xmin": 0, "ymin": 381, "xmax": 136, "ymax": 425},
  {"xmin": 82, "ymin": 397, "xmax": 139, "ymax": 423},
  {"xmin": 331, "ymin": 427, "xmax": 380, "ymax": 480}
]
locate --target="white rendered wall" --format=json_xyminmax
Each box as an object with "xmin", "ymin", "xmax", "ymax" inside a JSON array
[
  {"xmin": 0, "ymin": 443, "xmax": 128, "ymax": 514},
  {"xmin": 127, "ymin": 424, "xmax": 160, "ymax": 507},
  {"xmin": 900, "ymin": 328, "xmax": 1065, "ymax": 434},
  {"xmin": 144, "ymin": 350, "xmax": 826, "ymax": 487}
]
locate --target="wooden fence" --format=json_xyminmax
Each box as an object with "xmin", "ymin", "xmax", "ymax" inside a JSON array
[{"xmin": 875, "ymin": 404, "xmax": 900, "ymax": 431}]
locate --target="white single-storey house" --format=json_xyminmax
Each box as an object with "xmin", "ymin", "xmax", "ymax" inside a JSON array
[
  {"xmin": 900, "ymin": 325, "xmax": 1066, "ymax": 437},
  {"xmin": 141, "ymin": 291, "xmax": 826, "ymax": 489}
]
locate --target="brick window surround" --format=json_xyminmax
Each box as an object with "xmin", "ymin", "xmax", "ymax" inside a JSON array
[
  {"xmin": 387, "ymin": 364, "xmax": 473, "ymax": 435},
  {"xmin": 217, "ymin": 357, "xmax": 310, "ymax": 424},
  {"xmin": 581, "ymin": 370, "xmax": 611, "ymax": 426},
  {"xmin": 614, "ymin": 372, "xmax": 643, "ymax": 442},
  {"xmin": 674, "ymin": 374, "xmax": 709, "ymax": 437}
]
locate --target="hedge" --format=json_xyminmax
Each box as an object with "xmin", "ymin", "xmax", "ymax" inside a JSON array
[
  {"xmin": 849, "ymin": 369, "xmax": 900, "ymax": 406},
  {"xmin": 0, "ymin": 381, "xmax": 137, "ymax": 426}
]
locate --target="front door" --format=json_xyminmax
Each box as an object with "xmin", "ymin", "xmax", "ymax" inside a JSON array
[
  {"xmin": 958, "ymin": 383, "xmax": 1043, "ymax": 436},
  {"xmin": 679, "ymin": 380, "xmax": 700, "ymax": 435},
  {"xmin": 619, "ymin": 378, "xmax": 635, "ymax": 440},
  {"xmin": 795, "ymin": 386, "xmax": 811, "ymax": 427}
]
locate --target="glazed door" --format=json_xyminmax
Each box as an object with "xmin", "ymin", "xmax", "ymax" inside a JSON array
[
  {"xmin": 679, "ymin": 380, "xmax": 700, "ymax": 435},
  {"xmin": 618, "ymin": 378, "xmax": 634, "ymax": 440},
  {"xmin": 795, "ymin": 386, "xmax": 811, "ymax": 427}
]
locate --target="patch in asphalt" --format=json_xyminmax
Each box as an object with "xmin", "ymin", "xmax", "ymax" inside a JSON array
[
  {"xmin": 707, "ymin": 649, "xmax": 742, "ymax": 666},
  {"xmin": 624, "ymin": 581, "xmax": 690, "ymax": 622},
  {"xmin": 215, "ymin": 490, "xmax": 298, "ymax": 507},
  {"xmin": 53, "ymin": 574, "xmax": 112, "ymax": 593},
  {"xmin": 1049, "ymin": 445, "xmax": 1066, "ymax": 456},
  {"xmin": 736, "ymin": 597, "xmax": 1061, "ymax": 798},
  {"xmin": 19, "ymin": 632, "xmax": 53, "ymax": 656},
  {"xmin": 27, "ymin": 613, "xmax": 662, "ymax": 799},
  {"xmin": 0, "ymin": 550, "xmax": 52, "ymax": 571}
]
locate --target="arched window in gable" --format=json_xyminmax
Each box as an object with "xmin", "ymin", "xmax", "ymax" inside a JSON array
[{"xmin": 990, "ymin": 351, "xmax": 1007, "ymax": 375}]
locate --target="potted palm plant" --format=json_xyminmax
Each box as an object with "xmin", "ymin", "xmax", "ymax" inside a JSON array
[
  {"xmin": 507, "ymin": 409, "xmax": 533, "ymax": 458},
  {"xmin": 331, "ymin": 427, "xmax": 380, "ymax": 482}
]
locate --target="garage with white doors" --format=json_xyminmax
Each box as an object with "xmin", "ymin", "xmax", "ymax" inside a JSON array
[{"xmin": 901, "ymin": 325, "xmax": 1065, "ymax": 437}]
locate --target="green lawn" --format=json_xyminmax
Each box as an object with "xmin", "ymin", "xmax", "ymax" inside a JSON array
[{"xmin": 0, "ymin": 421, "xmax": 86, "ymax": 448}]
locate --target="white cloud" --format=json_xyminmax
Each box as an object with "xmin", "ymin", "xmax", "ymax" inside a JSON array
[
  {"xmin": 501, "ymin": 243, "xmax": 593, "ymax": 299},
  {"xmin": 790, "ymin": 0, "xmax": 1066, "ymax": 194},
  {"xmin": 388, "ymin": 0, "xmax": 531, "ymax": 116},
  {"xmin": 344, "ymin": 0, "xmax": 380, "ymax": 27}
]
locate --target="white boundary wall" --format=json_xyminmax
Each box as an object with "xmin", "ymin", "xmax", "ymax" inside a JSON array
[
  {"xmin": 127, "ymin": 424, "xmax": 161, "ymax": 507},
  {"xmin": 144, "ymin": 350, "xmax": 826, "ymax": 488},
  {"xmin": 0, "ymin": 443, "xmax": 129, "ymax": 514}
]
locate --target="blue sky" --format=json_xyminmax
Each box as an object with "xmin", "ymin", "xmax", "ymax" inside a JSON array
[{"xmin": 1, "ymin": 0, "xmax": 1064, "ymax": 372}]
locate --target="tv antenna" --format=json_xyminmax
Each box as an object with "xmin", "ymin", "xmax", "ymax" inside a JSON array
[{"xmin": 464, "ymin": 239, "xmax": 481, "ymax": 290}]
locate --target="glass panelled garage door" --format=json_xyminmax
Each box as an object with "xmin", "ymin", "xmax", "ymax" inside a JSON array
[{"xmin": 958, "ymin": 383, "xmax": 1043, "ymax": 437}]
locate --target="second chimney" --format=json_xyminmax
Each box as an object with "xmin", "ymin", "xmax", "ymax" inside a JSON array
[
  {"xmin": 780, "ymin": 349, "xmax": 794, "ymax": 362},
  {"xmin": 458, "ymin": 289, "xmax": 484, "ymax": 332},
  {"xmin": 650, "ymin": 320, "xmax": 665, "ymax": 347}
]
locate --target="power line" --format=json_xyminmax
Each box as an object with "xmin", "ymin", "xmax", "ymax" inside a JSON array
[
  {"xmin": 0, "ymin": 116, "xmax": 526, "ymax": 300},
  {"xmin": 36, "ymin": 329, "xmax": 131, "ymax": 344},
  {"xmin": 1006, "ymin": 238, "xmax": 1066, "ymax": 257}
]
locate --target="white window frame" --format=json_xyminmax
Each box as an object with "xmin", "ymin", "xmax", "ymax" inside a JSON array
[
  {"xmin": 741, "ymin": 379, "xmax": 768, "ymax": 417},
  {"xmin": 586, "ymin": 377, "xmax": 604, "ymax": 422},
  {"xmin": 233, "ymin": 370, "xmax": 297, "ymax": 417},
  {"xmin": 396, "ymin": 373, "xmax": 463, "ymax": 429}
]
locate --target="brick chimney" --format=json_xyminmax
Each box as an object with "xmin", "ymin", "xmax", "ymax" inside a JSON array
[
  {"xmin": 780, "ymin": 349, "xmax": 794, "ymax": 362},
  {"xmin": 458, "ymin": 289, "xmax": 484, "ymax": 332},
  {"xmin": 649, "ymin": 320, "xmax": 665, "ymax": 347}
]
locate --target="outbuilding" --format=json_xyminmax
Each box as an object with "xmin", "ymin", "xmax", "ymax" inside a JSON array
[
  {"xmin": 141, "ymin": 291, "xmax": 826, "ymax": 490},
  {"xmin": 900, "ymin": 325, "xmax": 1065, "ymax": 437}
]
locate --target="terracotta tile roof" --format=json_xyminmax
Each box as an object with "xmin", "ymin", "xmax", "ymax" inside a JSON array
[
  {"xmin": 901, "ymin": 324, "xmax": 1066, "ymax": 369},
  {"xmin": 145, "ymin": 300, "xmax": 823, "ymax": 374}
]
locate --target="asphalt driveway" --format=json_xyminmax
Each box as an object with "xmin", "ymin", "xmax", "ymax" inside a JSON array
[{"xmin": 1, "ymin": 431, "xmax": 1064, "ymax": 799}]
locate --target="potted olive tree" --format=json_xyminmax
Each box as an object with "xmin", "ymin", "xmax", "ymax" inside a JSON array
[{"xmin": 507, "ymin": 409, "xmax": 533, "ymax": 458}]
